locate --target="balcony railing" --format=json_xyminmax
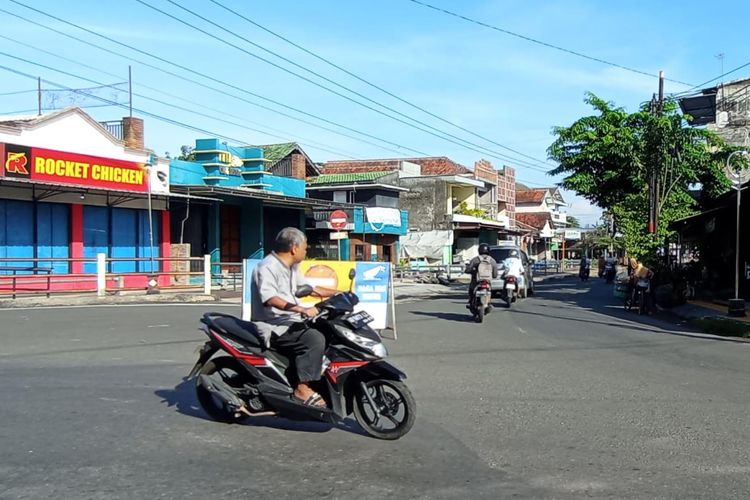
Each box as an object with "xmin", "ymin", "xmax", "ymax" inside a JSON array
[{"xmin": 99, "ymin": 120, "xmax": 123, "ymax": 140}]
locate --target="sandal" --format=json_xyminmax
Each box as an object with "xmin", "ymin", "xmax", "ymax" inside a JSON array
[{"xmin": 296, "ymin": 392, "xmax": 326, "ymax": 408}]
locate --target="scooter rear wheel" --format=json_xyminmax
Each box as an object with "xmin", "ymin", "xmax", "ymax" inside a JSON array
[
  {"xmin": 196, "ymin": 356, "xmax": 253, "ymax": 423},
  {"xmin": 475, "ymin": 304, "xmax": 484, "ymax": 323},
  {"xmin": 353, "ymin": 379, "xmax": 416, "ymax": 440}
]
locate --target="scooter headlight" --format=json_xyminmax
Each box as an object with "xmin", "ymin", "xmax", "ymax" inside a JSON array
[{"xmin": 332, "ymin": 324, "xmax": 388, "ymax": 358}]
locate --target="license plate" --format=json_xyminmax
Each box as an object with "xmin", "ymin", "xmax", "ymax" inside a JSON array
[
  {"xmin": 505, "ymin": 284, "xmax": 516, "ymax": 290},
  {"xmin": 475, "ymin": 289, "xmax": 490, "ymax": 296},
  {"xmin": 347, "ymin": 311, "xmax": 374, "ymax": 328}
]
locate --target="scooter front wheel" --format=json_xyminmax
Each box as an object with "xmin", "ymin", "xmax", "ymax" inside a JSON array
[{"xmin": 353, "ymin": 379, "xmax": 416, "ymax": 440}]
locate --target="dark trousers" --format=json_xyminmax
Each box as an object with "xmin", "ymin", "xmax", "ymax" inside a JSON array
[{"xmin": 271, "ymin": 325, "xmax": 326, "ymax": 383}]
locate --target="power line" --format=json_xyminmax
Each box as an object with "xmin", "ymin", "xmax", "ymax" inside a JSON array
[
  {"xmin": 407, "ymin": 0, "xmax": 694, "ymax": 87},
  {"xmin": 208, "ymin": 0, "xmax": 554, "ymax": 169},
  {"xmin": 0, "ymin": 62, "xmax": 548, "ymax": 187},
  {"xmin": 4, "ymin": 2, "xmax": 429, "ymax": 157},
  {"xmin": 135, "ymin": 0, "xmax": 552, "ymax": 173},
  {"xmin": 672, "ymin": 60, "xmax": 750, "ymax": 96},
  {"xmin": 1, "ymin": 5, "xmax": 554, "ymax": 185},
  {"xmin": 0, "ymin": 51, "xmax": 361, "ymax": 160},
  {"xmin": 0, "ymin": 36, "xmax": 362, "ymax": 160},
  {"xmin": 0, "ymin": 88, "xmax": 38, "ymax": 96},
  {"xmin": 0, "ymin": 64, "xmax": 252, "ymax": 144}
]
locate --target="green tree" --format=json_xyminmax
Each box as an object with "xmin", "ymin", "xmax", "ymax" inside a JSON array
[
  {"xmin": 547, "ymin": 92, "xmax": 732, "ymax": 261},
  {"xmin": 176, "ymin": 145, "xmax": 195, "ymax": 161},
  {"xmin": 566, "ymin": 215, "xmax": 581, "ymax": 228}
]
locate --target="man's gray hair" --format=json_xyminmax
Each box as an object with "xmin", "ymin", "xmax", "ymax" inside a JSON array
[{"xmin": 274, "ymin": 227, "xmax": 307, "ymax": 252}]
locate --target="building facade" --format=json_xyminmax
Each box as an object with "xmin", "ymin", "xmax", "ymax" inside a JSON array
[
  {"xmin": 305, "ymin": 171, "xmax": 408, "ymax": 263},
  {"xmin": 169, "ymin": 140, "xmax": 324, "ymax": 266},
  {"xmin": 0, "ymin": 107, "xmax": 173, "ymax": 294},
  {"xmin": 319, "ymin": 157, "xmax": 517, "ymax": 265}
]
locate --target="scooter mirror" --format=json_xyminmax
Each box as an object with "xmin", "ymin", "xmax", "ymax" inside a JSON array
[
  {"xmin": 295, "ymin": 284, "xmax": 314, "ymax": 298},
  {"xmin": 348, "ymin": 268, "xmax": 356, "ymax": 280}
]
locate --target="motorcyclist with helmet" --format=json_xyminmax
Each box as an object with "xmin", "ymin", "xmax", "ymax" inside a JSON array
[{"xmin": 466, "ymin": 243, "xmax": 498, "ymax": 305}]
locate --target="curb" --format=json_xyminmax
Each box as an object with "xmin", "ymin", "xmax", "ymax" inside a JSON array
[{"xmin": 0, "ymin": 293, "xmax": 220, "ymax": 309}]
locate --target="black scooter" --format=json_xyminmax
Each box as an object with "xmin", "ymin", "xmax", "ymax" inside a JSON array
[
  {"xmin": 469, "ymin": 279, "xmax": 492, "ymax": 322},
  {"xmin": 187, "ymin": 271, "xmax": 416, "ymax": 440}
]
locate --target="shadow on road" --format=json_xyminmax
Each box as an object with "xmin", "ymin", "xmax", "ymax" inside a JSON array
[
  {"xmin": 155, "ymin": 378, "xmax": 369, "ymax": 437},
  {"xmin": 410, "ymin": 310, "xmax": 473, "ymax": 322},
  {"xmin": 528, "ymin": 277, "xmax": 736, "ymax": 343}
]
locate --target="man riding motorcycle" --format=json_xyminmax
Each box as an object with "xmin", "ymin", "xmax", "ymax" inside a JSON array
[
  {"xmin": 250, "ymin": 227, "xmax": 336, "ymax": 408},
  {"xmin": 466, "ymin": 243, "xmax": 498, "ymax": 306},
  {"xmin": 502, "ymin": 249, "xmax": 526, "ymax": 294}
]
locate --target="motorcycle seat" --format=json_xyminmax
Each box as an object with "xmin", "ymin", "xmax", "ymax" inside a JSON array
[{"xmin": 204, "ymin": 313, "xmax": 264, "ymax": 349}]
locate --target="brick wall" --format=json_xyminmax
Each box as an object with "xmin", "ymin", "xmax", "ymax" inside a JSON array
[
  {"xmin": 497, "ymin": 166, "xmax": 516, "ymax": 227},
  {"xmin": 122, "ymin": 116, "xmax": 144, "ymax": 150},
  {"xmin": 290, "ymin": 153, "xmax": 306, "ymax": 179}
]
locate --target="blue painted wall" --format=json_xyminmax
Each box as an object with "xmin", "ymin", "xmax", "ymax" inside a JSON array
[
  {"xmin": 0, "ymin": 200, "xmax": 70, "ymax": 274},
  {"xmin": 170, "ymin": 139, "xmax": 305, "ymax": 198}
]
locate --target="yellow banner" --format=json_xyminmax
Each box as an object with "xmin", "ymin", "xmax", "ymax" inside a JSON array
[{"xmin": 298, "ymin": 260, "xmax": 357, "ymax": 305}]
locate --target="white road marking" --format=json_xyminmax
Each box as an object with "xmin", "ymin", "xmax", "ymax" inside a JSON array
[{"xmin": 147, "ymin": 324, "xmax": 170, "ymax": 328}]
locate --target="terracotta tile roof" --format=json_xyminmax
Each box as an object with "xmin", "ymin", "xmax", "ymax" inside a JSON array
[
  {"xmin": 516, "ymin": 189, "xmax": 548, "ymax": 204},
  {"xmin": 515, "ymin": 212, "xmax": 553, "ymax": 230}
]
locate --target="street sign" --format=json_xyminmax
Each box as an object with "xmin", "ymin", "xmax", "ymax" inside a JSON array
[
  {"xmin": 329, "ymin": 209, "xmax": 348, "ymax": 230},
  {"xmin": 564, "ymin": 229, "xmax": 581, "ymax": 240},
  {"xmin": 330, "ymin": 231, "xmax": 348, "ymax": 240}
]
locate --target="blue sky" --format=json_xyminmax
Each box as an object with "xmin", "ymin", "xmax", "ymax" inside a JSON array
[{"xmin": 2, "ymin": 0, "xmax": 749, "ymax": 225}]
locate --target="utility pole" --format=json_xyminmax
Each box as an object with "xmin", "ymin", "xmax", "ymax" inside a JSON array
[
  {"xmin": 37, "ymin": 77, "xmax": 42, "ymax": 116},
  {"xmin": 648, "ymin": 71, "xmax": 665, "ymax": 235}
]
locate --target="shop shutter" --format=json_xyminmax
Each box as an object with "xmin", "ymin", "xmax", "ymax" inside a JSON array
[
  {"xmin": 83, "ymin": 206, "xmax": 109, "ymax": 274},
  {"xmin": 111, "ymin": 208, "xmax": 137, "ymax": 273},
  {"xmin": 137, "ymin": 210, "xmax": 160, "ymax": 273},
  {"xmin": 36, "ymin": 203, "xmax": 70, "ymax": 274},
  {"xmin": 1, "ymin": 200, "xmax": 34, "ymax": 273}
]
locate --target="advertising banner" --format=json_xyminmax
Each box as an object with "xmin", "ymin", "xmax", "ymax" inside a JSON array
[
  {"xmin": 1, "ymin": 142, "xmax": 151, "ymax": 193},
  {"xmin": 242, "ymin": 259, "xmax": 395, "ymax": 333}
]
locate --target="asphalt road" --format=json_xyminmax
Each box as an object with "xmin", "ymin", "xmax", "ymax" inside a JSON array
[{"xmin": 1, "ymin": 277, "xmax": 749, "ymax": 499}]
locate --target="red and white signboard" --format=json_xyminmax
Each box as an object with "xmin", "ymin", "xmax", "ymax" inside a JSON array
[
  {"xmin": 329, "ymin": 209, "xmax": 349, "ymax": 230},
  {"xmin": 1, "ymin": 142, "xmax": 150, "ymax": 193}
]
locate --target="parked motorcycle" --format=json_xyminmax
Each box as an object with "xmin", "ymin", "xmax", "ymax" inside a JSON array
[
  {"xmin": 469, "ymin": 279, "xmax": 492, "ymax": 323},
  {"xmin": 188, "ymin": 273, "xmax": 416, "ymax": 440}
]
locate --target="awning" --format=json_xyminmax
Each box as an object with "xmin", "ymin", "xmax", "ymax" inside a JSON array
[
  {"xmin": 170, "ymin": 184, "xmax": 362, "ymax": 210},
  {"xmin": 678, "ymin": 91, "xmax": 717, "ymax": 126},
  {"xmin": 0, "ymin": 177, "xmax": 218, "ymax": 202}
]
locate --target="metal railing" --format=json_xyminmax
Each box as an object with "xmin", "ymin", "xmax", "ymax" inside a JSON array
[
  {"xmin": 99, "ymin": 120, "xmax": 123, "ymax": 140},
  {"xmin": 0, "ymin": 255, "xmax": 242, "ymax": 299}
]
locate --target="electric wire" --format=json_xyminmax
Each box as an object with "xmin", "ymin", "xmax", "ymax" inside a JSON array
[
  {"xmin": 0, "ymin": 52, "xmax": 360, "ymax": 160},
  {"xmin": 135, "ymin": 0, "xmax": 552, "ymax": 173},
  {"xmin": 407, "ymin": 0, "xmax": 693, "ymax": 87},
  {"xmin": 4, "ymin": 1, "xmax": 429, "ymax": 157},
  {"xmin": 209, "ymin": 0, "xmax": 554, "ymax": 169},
  {"xmin": 0, "ymin": 35, "xmax": 362, "ymax": 160}
]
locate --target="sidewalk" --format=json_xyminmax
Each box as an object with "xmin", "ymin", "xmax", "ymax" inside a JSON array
[
  {"xmin": 0, "ymin": 289, "xmax": 220, "ymax": 309},
  {"xmin": 0, "ymin": 272, "xmax": 579, "ymax": 309}
]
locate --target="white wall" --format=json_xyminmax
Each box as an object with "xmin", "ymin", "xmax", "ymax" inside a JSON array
[{"xmin": 0, "ymin": 110, "xmax": 169, "ymax": 194}]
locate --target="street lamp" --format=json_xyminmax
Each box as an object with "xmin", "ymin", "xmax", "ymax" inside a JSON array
[{"xmin": 726, "ymin": 150, "xmax": 749, "ymax": 316}]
